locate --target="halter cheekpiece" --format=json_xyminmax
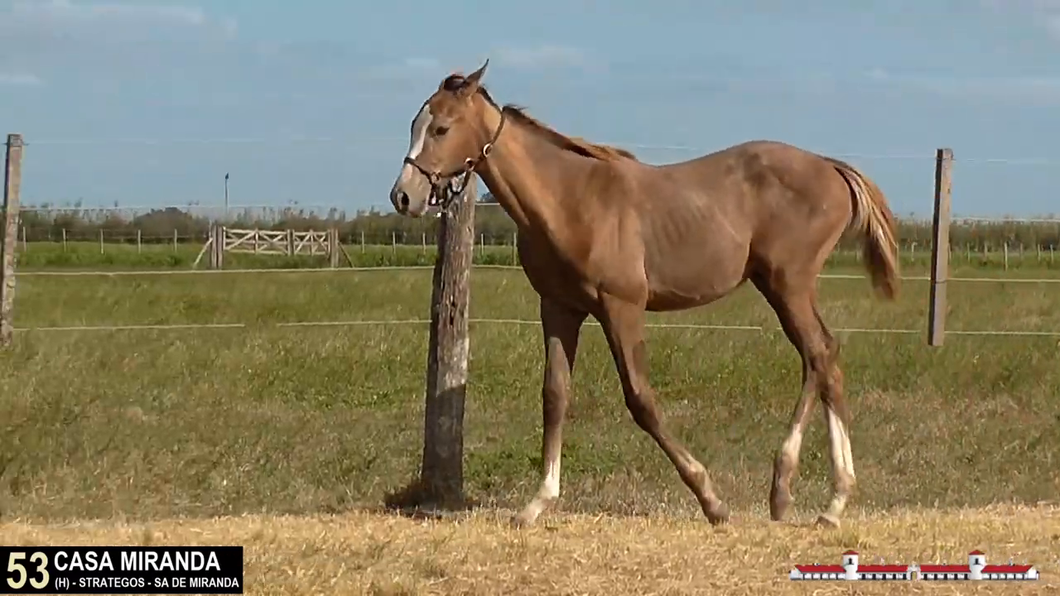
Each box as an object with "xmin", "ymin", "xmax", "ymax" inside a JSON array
[{"xmin": 402, "ymin": 109, "xmax": 507, "ymax": 210}]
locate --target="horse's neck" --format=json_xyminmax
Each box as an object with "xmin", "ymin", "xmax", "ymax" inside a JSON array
[{"xmin": 475, "ymin": 119, "xmax": 584, "ymax": 240}]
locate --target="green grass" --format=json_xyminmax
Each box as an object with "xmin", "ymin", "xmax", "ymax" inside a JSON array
[
  {"xmin": 0, "ymin": 262, "xmax": 1058, "ymax": 525},
  {"xmin": 14, "ymin": 240, "xmax": 1060, "ymax": 271}
]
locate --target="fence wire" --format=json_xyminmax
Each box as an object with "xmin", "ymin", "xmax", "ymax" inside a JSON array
[
  {"xmin": 13, "ymin": 265, "xmax": 1060, "ymax": 284},
  {"xmin": 11, "ymin": 317, "xmax": 1060, "ymax": 338}
]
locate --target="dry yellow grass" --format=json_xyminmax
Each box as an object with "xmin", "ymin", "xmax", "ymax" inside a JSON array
[{"xmin": 3, "ymin": 505, "xmax": 1058, "ymax": 595}]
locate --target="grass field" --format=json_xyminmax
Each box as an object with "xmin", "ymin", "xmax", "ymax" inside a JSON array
[{"xmin": 1, "ymin": 258, "xmax": 1059, "ymax": 593}]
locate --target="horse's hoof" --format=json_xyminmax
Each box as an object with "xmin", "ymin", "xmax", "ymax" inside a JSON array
[
  {"xmin": 510, "ymin": 511, "xmax": 537, "ymax": 529},
  {"xmin": 706, "ymin": 501, "xmax": 730, "ymax": 526},
  {"xmin": 815, "ymin": 513, "xmax": 841, "ymax": 529},
  {"xmin": 770, "ymin": 485, "xmax": 793, "ymax": 522}
]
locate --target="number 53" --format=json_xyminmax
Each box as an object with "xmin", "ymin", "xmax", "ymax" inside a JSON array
[{"xmin": 7, "ymin": 552, "xmax": 50, "ymax": 590}]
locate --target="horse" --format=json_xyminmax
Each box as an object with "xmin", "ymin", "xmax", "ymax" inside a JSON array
[{"xmin": 387, "ymin": 60, "xmax": 899, "ymax": 529}]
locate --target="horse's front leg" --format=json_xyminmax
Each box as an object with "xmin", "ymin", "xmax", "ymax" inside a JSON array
[{"xmin": 511, "ymin": 298, "xmax": 587, "ymax": 527}]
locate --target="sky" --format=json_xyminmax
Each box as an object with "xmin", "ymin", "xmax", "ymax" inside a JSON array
[{"xmin": 2, "ymin": 0, "xmax": 1060, "ymax": 218}]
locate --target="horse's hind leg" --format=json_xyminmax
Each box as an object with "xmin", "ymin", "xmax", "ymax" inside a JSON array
[
  {"xmin": 813, "ymin": 305, "xmax": 855, "ymax": 527},
  {"xmin": 754, "ymin": 275, "xmax": 854, "ymax": 527},
  {"xmin": 597, "ymin": 294, "xmax": 729, "ymax": 525}
]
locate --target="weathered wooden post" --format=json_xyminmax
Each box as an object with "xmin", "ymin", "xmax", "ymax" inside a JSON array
[
  {"xmin": 388, "ymin": 177, "xmax": 477, "ymax": 511},
  {"xmin": 208, "ymin": 225, "xmax": 225, "ymax": 269},
  {"xmin": 420, "ymin": 175, "xmax": 477, "ymax": 507},
  {"xmin": 927, "ymin": 147, "xmax": 953, "ymax": 347},
  {"xmin": 1, "ymin": 134, "xmax": 23, "ymax": 347},
  {"xmin": 328, "ymin": 228, "xmax": 341, "ymax": 268},
  {"xmin": 207, "ymin": 225, "xmax": 216, "ymax": 269},
  {"xmin": 218, "ymin": 225, "xmax": 226, "ymax": 269}
]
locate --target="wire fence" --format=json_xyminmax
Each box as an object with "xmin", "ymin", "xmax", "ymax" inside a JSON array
[
  {"xmin": 18, "ymin": 134, "xmax": 1060, "ymax": 167},
  {"xmin": 10, "ymin": 264, "xmax": 1060, "ymax": 339},
  {"xmin": 12, "ymin": 265, "xmax": 1060, "ymax": 284},
  {"xmin": 9, "ymin": 203, "xmax": 1060, "ymax": 274},
  {"xmin": 10, "ymin": 132, "xmax": 1060, "ymax": 276},
  {"xmin": 9, "ymin": 213, "xmax": 1060, "ymax": 339},
  {"xmin": 12, "ymin": 317, "xmax": 1060, "ymax": 338},
  {"xmin": 6, "ymin": 135, "xmax": 1060, "ymax": 342}
]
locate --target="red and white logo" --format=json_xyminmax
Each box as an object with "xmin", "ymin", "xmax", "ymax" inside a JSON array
[{"xmin": 789, "ymin": 550, "xmax": 1039, "ymax": 581}]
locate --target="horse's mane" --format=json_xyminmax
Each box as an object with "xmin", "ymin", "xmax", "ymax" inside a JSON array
[
  {"xmin": 501, "ymin": 105, "xmax": 638, "ymax": 162},
  {"xmin": 443, "ymin": 74, "xmax": 636, "ymax": 163}
]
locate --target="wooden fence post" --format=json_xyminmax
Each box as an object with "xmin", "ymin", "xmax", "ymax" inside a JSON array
[
  {"xmin": 391, "ymin": 177, "xmax": 477, "ymax": 511},
  {"xmin": 209, "ymin": 225, "xmax": 225, "ymax": 269},
  {"xmin": 218, "ymin": 225, "xmax": 226, "ymax": 269},
  {"xmin": 328, "ymin": 228, "xmax": 340, "ymax": 268},
  {"xmin": 207, "ymin": 225, "xmax": 215, "ymax": 269},
  {"xmin": 927, "ymin": 147, "xmax": 953, "ymax": 347},
  {"xmin": 1, "ymin": 134, "xmax": 24, "ymax": 347}
]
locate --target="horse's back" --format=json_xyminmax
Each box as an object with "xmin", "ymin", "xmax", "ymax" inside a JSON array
[{"xmin": 620, "ymin": 140, "xmax": 853, "ymax": 309}]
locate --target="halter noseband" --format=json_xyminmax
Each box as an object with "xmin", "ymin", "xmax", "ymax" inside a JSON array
[{"xmin": 402, "ymin": 108, "xmax": 507, "ymax": 210}]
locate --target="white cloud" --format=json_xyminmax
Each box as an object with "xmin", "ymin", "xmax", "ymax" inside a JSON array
[
  {"xmin": 0, "ymin": 0, "xmax": 238, "ymax": 86},
  {"xmin": 10, "ymin": 0, "xmax": 206, "ymax": 25},
  {"xmin": 363, "ymin": 56, "xmax": 447, "ymax": 83},
  {"xmin": 0, "ymin": 0, "xmax": 236, "ymax": 42},
  {"xmin": 980, "ymin": 0, "xmax": 1060, "ymax": 40},
  {"xmin": 402, "ymin": 57, "xmax": 441, "ymax": 71},
  {"xmin": 935, "ymin": 76, "xmax": 1060, "ymax": 102},
  {"xmin": 492, "ymin": 44, "xmax": 590, "ymax": 70},
  {"xmin": 1044, "ymin": 13, "xmax": 1060, "ymax": 39},
  {"xmin": 864, "ymin": 68, "xmax": 1060, "ymax": 103},
  {"xmin": 0, "ymin": 72, "xmax": 43, "ymax": 86},
  {"xmin": 866, "ymin": 68, "xmax": 889, "ymax": 81}
]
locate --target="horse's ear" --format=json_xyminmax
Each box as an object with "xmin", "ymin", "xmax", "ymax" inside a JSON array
[
  {"xmin": 439, "ymin": 72, "xmax": 465, "ymax": 92},
  {"xmin": 457, "ymin": 59, "xmax": 488, "ymax": 97}
]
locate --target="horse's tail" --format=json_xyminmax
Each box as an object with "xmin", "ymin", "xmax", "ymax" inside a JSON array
[{"xmin": 828, "ymin": 157, "xmax": 900, "ymax": 300}]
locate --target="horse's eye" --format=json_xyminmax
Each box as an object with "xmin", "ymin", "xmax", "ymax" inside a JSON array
[{"xmin": 434, "ymin": 126, "xmax": 449, "ymax": 136}]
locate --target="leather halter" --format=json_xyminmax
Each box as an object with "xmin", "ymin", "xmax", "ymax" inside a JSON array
[{"xmin": 402, "ymin": 108, "xmax": 507, "ymax": 209}]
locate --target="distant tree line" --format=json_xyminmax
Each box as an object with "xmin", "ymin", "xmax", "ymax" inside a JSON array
[{"xmin": 14, "ymin": 196, "xmax": 1060, "ymax": 250}]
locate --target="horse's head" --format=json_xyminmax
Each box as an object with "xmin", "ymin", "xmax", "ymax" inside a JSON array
[{"xmin": 389, "ymin": 60, "xmax": 502, "ymax": 217}]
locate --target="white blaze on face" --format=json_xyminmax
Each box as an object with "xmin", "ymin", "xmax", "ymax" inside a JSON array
[
  {"xmin": 397, "ymin": 102, "xmax": 434, "ymax": 190},
  {"xmin": 406, "ymin": 102, "xmax": 433, "ymax": 160}
]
